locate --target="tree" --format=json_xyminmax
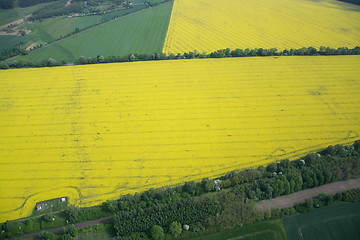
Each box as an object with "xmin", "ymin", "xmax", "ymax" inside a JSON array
[
  {"xmin": 68, "ymin": 225, "xmax": 78, "ymax": 238},
  {"xmin": 104, "ymin": 199, "xmax": 118, "ymax": 212},
  {"xmin": 323, "ymin": 145, "xmax": 336, "ymax": 156},
  {"xmin": 304, "ymin": 198, "xmax": 314, "ymax": 210},
  {"xmin": 150, "ymin": 225, "xmax": 164, "ymax": 240},
  {"xmin": 318, "ymin": 193, "xmax": 333, "ymax": 206},
  {"xmin": 354, "ymin": 140, "xmax": 360, "ymax": 152},
  {"xmin": 47, "ymin": 58, "xmax": 57, "ymax": 67},
  {"xmin": 42, "ymin": 213, "xmax": 55, "ymax": 222},
  {"xmin": 335, "ymin": 144, "xmax": 347, "ymax": 157},
  {"xmin": 39, "ymin": 231, "xmax": 55, "ymax": 240},
  {"xmin": 24, "ymin": 218, "xmax": 34, "ymax": 233},
  {"xmin": 219, "ymin": 179, "xmax": 231, "ymax": 189},
  {"xmin": 129, "ymin": 54, "xmax": 136, "ymax": 62},
  {"xmin": 169, "ymin": 221, "xmax": 182, "ymax": 238},
  {"xmin": 183, "ymin": 181, "xmax": 196, "ymax": 193},
  {"xmin": 266, "ymin": 162, "xmax": 277, "ymax": 173},
  {"xmin": 202, "ymin": 178, "xmax": 215, "ymax": 192},
  {"xmin": 0, "ymin": 62, "xmax": 9, "ymax": 69},
  {"xmin": 65, "ymin": 205, "xmax": 80, "ymax": 223},
  {"xmin": 78, "ymin": 56, "xmax": 87, "ymax": 64},
  {"xmin": 61, "ymin": 234, "xmax": 73, "ymax": 240}
]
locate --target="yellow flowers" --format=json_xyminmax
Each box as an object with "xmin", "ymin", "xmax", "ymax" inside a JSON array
[
  {"xmin": 163, "ymin": 0, "xmax": 360, "ymax": 54},
  {"xmin": 0, "ymin": 56, "xmax": 359, "ymax": 221}
]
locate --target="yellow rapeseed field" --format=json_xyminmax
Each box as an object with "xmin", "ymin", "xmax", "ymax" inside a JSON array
[
  {"xmin": 163, "ymin": 0, "xmax": 360, "ymax": 54},
  {"xmin": 1, "ymin": 56, "xmax": 360, "ymax": 221}
]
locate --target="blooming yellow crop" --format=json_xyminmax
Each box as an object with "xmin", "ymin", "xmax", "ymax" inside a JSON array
[
  {"xmin": 1, "ymin": 55, "xmax": 360, "ymax": 222},
  {"xmin": 163, "ymin": 0, "xmax": 360, "ymax": 54}
]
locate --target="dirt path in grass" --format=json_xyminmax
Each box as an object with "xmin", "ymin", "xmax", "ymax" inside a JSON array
[
  {"xmin": 19, "ymin": 216, "xmax": 113, "ymax": 239},
  {"xmin": 257, "ymin": 178, "xmax": 360, "ymax": 211},
  {"xmin": 0, "ymin": 19, "xmax": 24, "ymax": 30}
]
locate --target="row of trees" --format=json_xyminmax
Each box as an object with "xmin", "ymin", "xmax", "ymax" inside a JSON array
[{"xmin": 2, "ymin": 46, "xmax": 359, "ymax": 70}]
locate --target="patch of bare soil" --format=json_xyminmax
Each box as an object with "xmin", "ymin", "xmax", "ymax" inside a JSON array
[
  {"xmin": 26, "ymin": 42, "xmax": 37, "ymax": 50},
  {"xmin": 257, "ymin": 178, "xmax": 360, "ymax": 211}
]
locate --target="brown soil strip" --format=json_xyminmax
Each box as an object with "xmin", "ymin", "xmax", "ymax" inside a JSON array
[{"xmin": 257, "ymin": 178, "xmax": 360, "ymax": 211}]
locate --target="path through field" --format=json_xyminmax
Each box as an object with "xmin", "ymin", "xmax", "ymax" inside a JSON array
[{"xmin": 257, "ymin": 178, "xmax": 360, "ymax": 211}]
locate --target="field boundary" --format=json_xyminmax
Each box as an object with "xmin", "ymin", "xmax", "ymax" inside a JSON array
[
  {"xmin": 257, "ymin": 178, "xmax": 360, "ymax": 211},
  {"xmin": 3, "ymin": 0, "xmax": 173, "ymax": 62}
]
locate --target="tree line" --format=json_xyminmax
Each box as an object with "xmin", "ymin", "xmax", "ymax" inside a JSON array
[
  {"xmin": 0, "ymin": 0, "xmax": 13, "ymax": 9},
  {"xmin": 18, "ymin": 0, "xmax": 58, "ymax": 8},
  {"xmin": 1, "ymin": 46, "xmax": 359, "ymax": 69}
]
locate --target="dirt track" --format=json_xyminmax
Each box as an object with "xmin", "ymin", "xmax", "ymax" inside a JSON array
[
  {"xmin": 257, "ymin": 178, "xmax": 360, "ymax": 211},
  {"xmin": 19, "ymin": 216, "xmax": 112, "ymax": 239}
]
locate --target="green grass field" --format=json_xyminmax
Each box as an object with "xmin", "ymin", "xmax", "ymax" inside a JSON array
[
  {"xmin": 25, "ymin": 4, "xmax": 149, "ymax": 46},
  {"xmin": 11, "ymin": 1, "xmax": 173, "ymax": 63},
  {"xmin": 283, "ymin": 202, "xmax": 360, "ymax": 240},
  {"xmin": 188, "ymin": 220, "xmax": 287, "ymax": 240}
]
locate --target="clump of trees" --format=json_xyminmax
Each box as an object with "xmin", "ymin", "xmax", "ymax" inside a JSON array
[
  {"xmin": 0, "ymin": 0, "xmax": 14, "ymax": 9},
  {"xmin": 0, "ymin": 45, "xmax": 28, "ymax": 62},
  {"xmin": 18, "ymin": 0, "xmax": 57, "ymax": 8},
  {"xmin": 113, "ymin": 197, "xmax": 220, "ymax": 237}
]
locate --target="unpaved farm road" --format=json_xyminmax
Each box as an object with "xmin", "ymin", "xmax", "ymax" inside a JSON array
[
  {"xmin": 18, "ymin": 217, "xmax": 112, "ymax": 239},
  {"xmin": 257, "ymin": 178, "xmax": 360, "ymax": 211}
]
